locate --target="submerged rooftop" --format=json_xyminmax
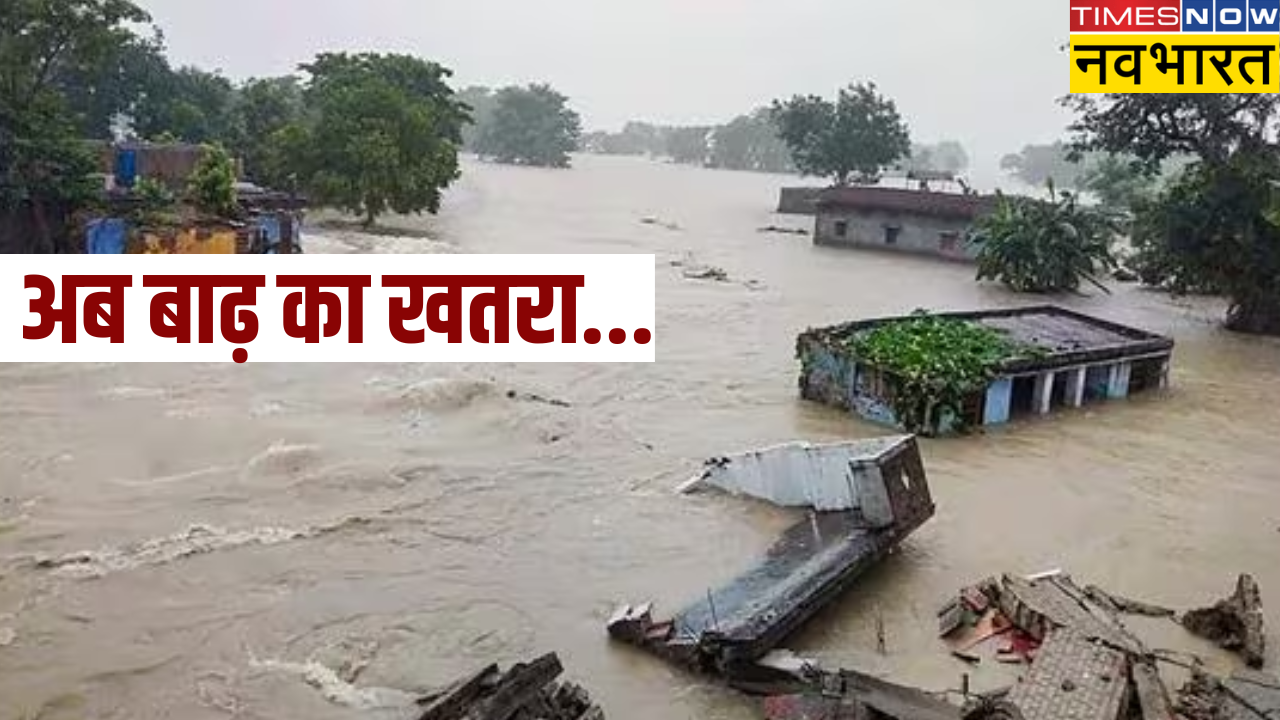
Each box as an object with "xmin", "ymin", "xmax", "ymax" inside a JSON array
[{"xmin": 806, "ymin": 305, "xmax": 1175, "ymax": 374}]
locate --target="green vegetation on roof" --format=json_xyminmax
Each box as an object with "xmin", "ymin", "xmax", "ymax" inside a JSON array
[{"xmin": 843, "ymin": 311, "xmax": 1045, "ymax": 434}]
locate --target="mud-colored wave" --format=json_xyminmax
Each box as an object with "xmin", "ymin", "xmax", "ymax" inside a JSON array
[
  {"xmin": 32, "ymin": 517, "xmax": 370, "ymax": 579},
  {"xmin": 248, "ymin": 657, "xmax": 419, "ymax": 711}
]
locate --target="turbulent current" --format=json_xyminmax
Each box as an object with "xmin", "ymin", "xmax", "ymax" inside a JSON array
[{"xmin": 1, "ymin": 155, "xmax": 1278, "ymax": 719}]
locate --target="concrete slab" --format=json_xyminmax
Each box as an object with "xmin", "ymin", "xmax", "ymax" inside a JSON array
[{"xmin": 1005, "ymin": 630, "xmax": 1130, "ymax": 720}]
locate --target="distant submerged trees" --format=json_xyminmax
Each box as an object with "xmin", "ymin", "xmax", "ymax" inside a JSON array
[
  {"xmin": 578, "ymin": 110, "xmax": 796, "ymax": 174},
  {"xmin": 471, "ymin": 84, "xmax": 582, "ymax": 168},
  {"xmin": 771, "ymin": 82, "xmax": 912, "ymax": 186}
]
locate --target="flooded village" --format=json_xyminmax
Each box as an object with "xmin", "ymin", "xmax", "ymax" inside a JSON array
[{"xmin": 4, "ymin": 2, "xmax": 1280, "ymax": 720}]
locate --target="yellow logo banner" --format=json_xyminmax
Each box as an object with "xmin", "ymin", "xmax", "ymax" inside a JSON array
[{"xmin": 1069, "ymin": 34, "xmax": 1279, "ymax": 92}]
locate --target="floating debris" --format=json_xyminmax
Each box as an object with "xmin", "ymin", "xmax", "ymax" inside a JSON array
[
  {"xmin": 1176, "ymin": 668, "xmax": 1280, "ymax": 720},
  {"xmin": 938, "ymin": 570, "xmax": 1272, "ymax": 720},
  {"xmin": 641, "ymin": 217, "xmax": 681, "ymax": 231},
  {"xmin": 1084, "ymin": 584, "xmax": 1176, "ymax": 619},
  {"xmin": 416, "ymin": 653, "xmax": 604, "ymax": 720},
  {"xmin": 609, "ymin": 436, "xmax": 935, "ymax": 678},
  {"xmin": 1002, "ymin": 629, "xmax": 1128, "ymax": 720},
  {"xmin": 506, "ymin": 390, "xmax": 573, "ymax": 408},
  {"xmin": 1181, "ymin": 574, "xmax": 1266, "ymax": 669},
  {"xmin": 757, "ymin": 225, "xmax": 809, "ymax": 236},
  {"xmin": 682, "ymin": 265, "xmax": 730, "ymax": 282}
]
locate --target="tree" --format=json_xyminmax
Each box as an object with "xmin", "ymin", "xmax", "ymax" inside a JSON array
[
  {"xmin": 131, "ymin": 65, "xmax": 238, "ymax": 144},
  {"xmin": 231, "ymin": 76, "xmax": 304, "ymax": 186},
  {"xmin": 903, "ymin": 140, "xmax": 969, "ymax": 176},
  {"xmin": 1077, "ymin": 154, "xmax": 1158, "ymax": 215},
  {"xmin": 1, "ymin": 0, "xmax": 153, "ymax": 251},
  {"xmin": 663, "ymin": 126, "xmax": 710, "ymax": 166},
  {"xmin": 999, "ymin": 142, "xmax": 1094, "ymax": 188},
  {"xmin": 1064, "ymin": 93, "xmax": 1280, "ymax": 334},
  {"xmin": 456, "ymin": 86, "xmax": 496, "ymax": 151},
  {"xmin": 187, "ymin": 143, "xmax": 237, "ymax": 217},
  {"xmin": 474, "ymin": 84, "xmax": 581, "ymax": 168},
  {"xmin": 271, "ymin": 52, "xmax": 469, "ymax": 227},
  {"xmin": 710, "ymin": 109, "xmax": 794, "ymax": 173},
  {"xmin": 55, "ymin": 26, "xmax": 169, "ymax": 139},
  {"xmin": 969, "ymin": 183, "xmax": 1120, "ymax": 294},
  {"xmin": 771, "ymin": 82, "xmax": 911, "ymax": 186}
]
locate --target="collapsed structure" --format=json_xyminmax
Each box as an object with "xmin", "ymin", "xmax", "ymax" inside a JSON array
[
  {"xmin": 609, "ymin": 436, "xmax": 944, "ymax": 716},
  {"xmin": 933, "ymin": 571, "xmax": 1276, "ymax": 720},
  {"xmin": 798, "ymin": 306, "xmax": 1175, "ymax": 433}
]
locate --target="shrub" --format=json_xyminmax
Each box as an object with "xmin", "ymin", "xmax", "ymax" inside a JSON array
[{"xmin": 970, "ymin": 182, "xmax": 1120, "ymax": 294}]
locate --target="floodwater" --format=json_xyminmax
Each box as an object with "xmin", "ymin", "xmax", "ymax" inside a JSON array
[{"xmin": 2, "ymin": 154, "xmax": 1279, "ymax": 719}]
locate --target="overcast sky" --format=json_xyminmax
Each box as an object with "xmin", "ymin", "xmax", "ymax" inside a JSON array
[{"xmin": 135, "ymin": 0, "xmax": 1072, "ymax": 181}]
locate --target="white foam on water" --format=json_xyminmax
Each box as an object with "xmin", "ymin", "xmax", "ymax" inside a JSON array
[
  {"xmin": 0, "ymin": 614, "xmax": 15, "ymax": 647},
  {"xmin": 301, "ymin": 230, "xmax": 457, "ymax": 256},
  {"xmin": 36, "ymin": 517, "xmax": 366, "ymax": 579},
  {"xmin": 249, "ymin": 657, "xmax": 418, "ymax": 711},
  {"xmin": 108, "ymin": 465, "xmax": 235, "ymax": 488},
  {"xmin": 98, "ymin": 386, "xmax": 168, "ymax": 400},
  {"xmin": 243, "ymin": 441, "xmax": 325, "ymax": 478},
  {"xmin": 389, "ymin": 378, "xmax": 495, "ymax": 412}
]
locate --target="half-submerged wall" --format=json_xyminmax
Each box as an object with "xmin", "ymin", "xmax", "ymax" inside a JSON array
[
  {"xmin": 797, "ymin": 306, "xmax": 1176, "ymax": 435},
  {"xmin": 777, "ymin": 187, "xmax": 824, "ymax": 215}
]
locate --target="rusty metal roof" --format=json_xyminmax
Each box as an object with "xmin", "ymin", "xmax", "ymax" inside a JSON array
[{"xmin": 815, "ymin": 186, "xmax": 997, "ymax": 220}]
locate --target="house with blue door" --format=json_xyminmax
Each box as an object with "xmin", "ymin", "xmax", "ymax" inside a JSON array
[{"xmin": 797, "ymin": 306, "xmax": 1175, "ymax": 433}]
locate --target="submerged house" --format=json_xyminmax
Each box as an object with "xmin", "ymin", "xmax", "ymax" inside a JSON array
[
  {"xmin": 84, "ymin": 143, "xmax": 306, "ymax": 255},
  {"xmin": 797, "ymin": 306, "xmax": 1175, "ymax": 433},
  {"xmin": 812, "ymin": 186, "xmax": 996, "ymax": 261}
]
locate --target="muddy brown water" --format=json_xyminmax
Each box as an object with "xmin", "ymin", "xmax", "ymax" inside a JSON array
[{"xmin": 2, "ymin": 155, "xmax": 1278, "ymax": 719}]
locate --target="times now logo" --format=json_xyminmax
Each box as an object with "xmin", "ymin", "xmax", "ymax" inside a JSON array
[{"xmin": 1071, "ymin": 0, "xmax": 1280, "ymax": 32}]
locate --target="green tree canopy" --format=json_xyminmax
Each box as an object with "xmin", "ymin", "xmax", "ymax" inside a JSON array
[
  {"xmin": 999, "ymin": 142, "xmax": 1094, "ymax": 188},
  {"xmin": 473, "ymin": 84, "xmax": 581, "ymax": 168},
  {"xmin": 663, "ymin": 126, "xmax": 711, "ymax": 166},
  {"xmin": 770, "ymin": 82, "xmax": 911, "ymax": 186},
  {"xmin": 970, "ymin": 184, "xmax": 1120, "ymax": 294},
  {"xmin": 130, "ymin": 65, "xmax": 238, "ymax": 144},
  {"xmin": 187, "ymin": 143, "xmax": 237, "ymax": 217},
  {"xmin": 1064, "ymin": 93, "xmax": 1280, "ymax": 334},
  {"xmin": 903, "ymin": 140, "xmax": 969, "ymax": 176},
  {"xmin": 231, "ymin": 76, "xmax": 304, "ymax": 186},
  {"xmin": 710, "ymin": 108, "xmax": 794, "ymax": 173},
  {"xmin": 456, "ymin": 85, "xmax": 496, "ymax": 151},
  {"xmin": 1, "ymin": 0, "xmax": 154, "ymax": 250},
  {"xmin": 272, "ymin": 52, "xmax": 469, "ymax": 226}
]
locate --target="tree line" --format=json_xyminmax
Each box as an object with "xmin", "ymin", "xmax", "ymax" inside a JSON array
[{"xmin": 580, "ymin": 91, "xmax": 970, "ymax": 181}]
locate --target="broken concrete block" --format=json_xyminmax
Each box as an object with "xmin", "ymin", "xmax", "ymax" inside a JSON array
[
  {"xmin": 1004, "ymin": 630, "xmax": 1130, "ymax": 720},
  {"xmin": 1181, "ymin": 574, "xmax": 1266, "ymax": 669}
]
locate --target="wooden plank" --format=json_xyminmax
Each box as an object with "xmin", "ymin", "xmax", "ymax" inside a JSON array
[
  {"xmin": 467, "ymin": 653, "xmax": 564, "ymax": 720},
  {"xmin": 417, "ymin": 664, "xmax": 500, "ymax": 720}
]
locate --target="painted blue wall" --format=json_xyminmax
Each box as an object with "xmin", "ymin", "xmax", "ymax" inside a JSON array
[
  {"xmin": 85, "ymin": 218, "xmax": 127, "ymax": 254},
  {"xmin": 983, "ymin": 377, "xmax": 1014, "ymax": 425}
]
